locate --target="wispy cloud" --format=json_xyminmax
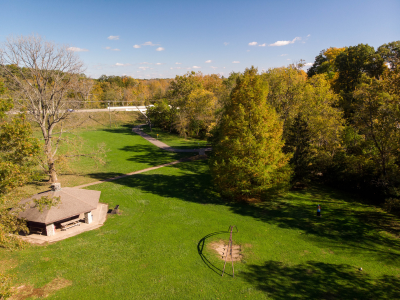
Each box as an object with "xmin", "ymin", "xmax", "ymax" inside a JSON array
[
  {"xmin": 232, "ymin": 61, "xmax": 240, "ymax": 63},
  {"xmin": 259, "ymin": 43, "xmax": 266, "ymax": 47},
  {"xmin": 111, "ymin": 48, "xmax": 120, "ymax": 51},
  {"xmin": 280, "ymin": 54, "xmax": 288, "ymax": 56},
  {"xmin": 170, "ymin": 67, "xmax": 173, "ymax": 70},
  {"xmin": 307, "ymin": 34, "xmax": 311, "ymax": 37},
  {"xmin": 269, "ymin": 37, "xmax": 301, "ymax": 47},
  {"xmin": 205, "ymin": 60, "xmax": 212, "ymax": 63},
  {"xmin": 304, "ymin": 62, "xmax": 313, "ymax": 67},
  {"xmin": 193, "ymin": 66, "xmax": 201, "ymax": 69},
  {"xmin": 115, "ymin": 63, "xmax": 130, "ymax": 66},
  {"xmin": 140, "ymin": 62, "xmax": 152, "ymax": 65},
  {"xmin": 249, "ymin": 42, "xmax": 258, "ymax": 46},
  {"xmin": 224, "ymin": 42, "xmax": 229, "ymax": 46},
  {"xmin": 139, "ymin": 66, "xmax": 149, "ymax": 70},
  {"xmin": 105, "ymin": 47, "xmax": 111, "ymax": 49},
  {"xmin": 287, "ymin": 59, "xmax": 291, "ymax": 61},
  {"xmin": 155, "ymin": 63, "xmax": 163, "ymax": 65},
  {"xmin": 142, "ymin": 41, "xmax": 159, "ymax": 46},
  {"xmin": 156, "ymin": 47, "xmax": 164, "ymax": 51},
  {"xmin": 133, "ymin": 45, "xmax": 141, "ymax": 48},
  {"xmin": 108, "ymin": 36, "xmax": 119, "ymax": 40},
  {"xmin": 175, "ymin": 62, "xmax": 181, "ymax": 65},
  {"xmin": 67, "ymin": 47, "xmax": 89, "ymax": 52},
  {"xmin": 211, "ymin": 66, "xmax": 218, "ymax": 69}
]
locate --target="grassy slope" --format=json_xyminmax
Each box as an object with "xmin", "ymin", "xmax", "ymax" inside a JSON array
[
  {"xmin": 3, "ymin": 158, "xmax": 400, "ymax": 299},
  {"xmin": 24, "ymin": 125, "xmax": 192, "ymax": 196},
  {"xmin": 141, "ymin": 126, "xmax": 209, "ymax": 149}
]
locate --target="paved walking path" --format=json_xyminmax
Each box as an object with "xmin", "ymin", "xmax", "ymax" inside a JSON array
[
  {"xmin": 132, "ymin": 126, "xmax": 212, "ymax": 154},
  {"xmin": 75, "ymin": 158, "xmax": 191, "ymax": 189}
]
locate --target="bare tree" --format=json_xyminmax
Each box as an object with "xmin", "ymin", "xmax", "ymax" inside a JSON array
[{"xmin": 0, "ymin": 34, "xmax": 86, "ymax": 182}]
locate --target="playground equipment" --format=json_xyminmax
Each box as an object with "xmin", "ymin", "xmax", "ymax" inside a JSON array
[{"xmin": 222, "ymin": 225, "xmax": 238, "ymax": 277}]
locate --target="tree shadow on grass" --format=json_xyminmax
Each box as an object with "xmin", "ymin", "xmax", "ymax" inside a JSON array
[
  {"xmin": 197, "ymin": 231, "xmax": 230, "ymax": 276},
  {"xmin": 91, "ymin": 159, "xmax": 400, "ymax": 266},
  {"xmin": 242, "ymin": 260, "xmax": 400, "ymax": 299},
  {"xmin": 228, "ymin": 188, "xmax": 400, "ymax": 265}
]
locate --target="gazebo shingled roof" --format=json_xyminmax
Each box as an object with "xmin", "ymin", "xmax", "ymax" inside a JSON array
[{"xmin": 19, "ymin": 188, "xmax": 101, "ymax": 225}]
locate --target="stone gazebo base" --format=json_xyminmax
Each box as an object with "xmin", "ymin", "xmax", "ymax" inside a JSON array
[{"xmin": 20, "ymin": 203, "xmax": 108, "ymax": 244}]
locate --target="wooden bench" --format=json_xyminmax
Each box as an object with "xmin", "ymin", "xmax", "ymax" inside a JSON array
[
  {"xmin": 60, "ymin": 217, "xmax": 81, "ymax": 231},
  {"xmin": 29, "ymin": 226, "xmax": 45, "ymax": 235}
]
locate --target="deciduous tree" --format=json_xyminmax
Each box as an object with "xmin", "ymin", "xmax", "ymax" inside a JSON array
[
  {"xmin": 0, "ymin": 34, "xmax": 86, "ymax": 182},
  {"xmin": 210, "ymin": 67, "xmax": 292, "ymax": 200}
]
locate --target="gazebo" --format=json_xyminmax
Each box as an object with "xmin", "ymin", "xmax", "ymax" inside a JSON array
[{"xmin": 19, "ymin": 183, "xmax": 101, "ymax": 236}]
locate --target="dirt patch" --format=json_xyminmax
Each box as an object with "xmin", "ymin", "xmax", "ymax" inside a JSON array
[
  {"xmin": 209, "ymin": 240, "xmax": 242, "ymax": 262},
  {"xmin": 10, "ymin": 277, "xmax": 72, "ymax": 300}
]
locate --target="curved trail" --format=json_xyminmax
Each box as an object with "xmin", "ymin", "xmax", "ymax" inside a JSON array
[{"xmin": 75, "ymin": 126, "xmax": 210, "ymax": 188}]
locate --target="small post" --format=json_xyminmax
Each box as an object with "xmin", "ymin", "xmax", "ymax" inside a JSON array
[{"xmin": 108, "ymin": 102, "xmax": 111, "ymax": 128}]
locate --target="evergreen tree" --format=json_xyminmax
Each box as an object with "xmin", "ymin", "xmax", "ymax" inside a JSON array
[
  {"xmin": 283, "ymin": 114, "xmax": 312, "ymax": 180},
  {"xmin": 210, "ymin": 67, "xmax": 292, "ymax": 201}
]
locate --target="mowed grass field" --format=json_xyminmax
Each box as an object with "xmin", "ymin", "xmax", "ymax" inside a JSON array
[
  {"xmin": 25, "ymin": 123, "xmax": 193, "ymax": 196},
  {"xmin": 2, "ymin": 127, "xmax": 400, "ymax": 299}
]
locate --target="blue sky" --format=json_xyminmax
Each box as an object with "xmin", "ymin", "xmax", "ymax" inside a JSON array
[{"xmin": 1, "ymin": 0, "xmax": 399, "ymax": 79}]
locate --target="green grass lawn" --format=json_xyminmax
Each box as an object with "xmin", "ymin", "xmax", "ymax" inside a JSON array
[
  {"xmin": 3, "ymin": 157, "xmax": 400, "ymax": 299},
  {"xmin": 25, "ymin": 125, "xmax": 193, "ymax": 195},
  {"xmin": 141, "ymin": 126, "xmax": 209, "ymax": 149}
]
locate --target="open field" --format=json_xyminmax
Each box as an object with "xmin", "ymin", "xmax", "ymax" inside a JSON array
[
  {"xmin": 23, "ymin": 120, "xmax": 193, "ymax": 197},
  {"xmin": 2, "ymin": 126, "xmax": 400, "ymax": 299}
]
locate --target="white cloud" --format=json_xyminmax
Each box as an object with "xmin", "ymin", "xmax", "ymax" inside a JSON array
[
  {"xmin": 176, "ymin": 67, "xmax": 182, "ymax": 69},
  {"xmin": 304, "ymin": 62, "xmax": 313, "ymax": 67},
  {"xmin": 232, "ymin": 61, "xmax": 240, "ymax": 63},
  {"xmin": 269, "ymin": 37, "xmax": 301, "ymax": 47},
  {"xmin": 156, "ymin": 47, "xmax": 165, "ymax": 51},
  {"xmin": 193, "ymin": 66, "xmax": 201, "ymax": 69},
  {"xmin": 115, "ymin": 63, "xmax": 124, "ymax": 66},
  {"xmin": 205, "ymin": 60, "xmax": 212, "ymax": 63},
  {"xmin": 224, "ymin": 42, "xmax": 229, "ymax": 46},
  {"xmin": 142, "ymin": 41, "xmax": 158, "ymax": 46},
  {"xmin": 211, "ymin": 66, "xmax": 218, "ymax": 69},
  {"xmin": 140, "ymin": 62, "xmax": 151, "ymax": 65},
  {"xmin": 67, "ymin": 47, "xmax": 88, "ymax": 52},
  {"xmin": 133, "ymin": 45, "xmax": 141, "ymax": 48},
  {"xmin": 170, "ymin": 67, "xmax": 173, "ymax": 70},
  {"xmin": 259, "ymin": 43, "xmax": 266, "ymax": 47},
  {"xmin": 280, "ymin": 54, "xmax": 288, "ymax": 56},
  {"xmin": 287, "ymin": 59, "xmax": 291, "ymax": 61},
  {"xmin": 175, "ymin": 62, "xmax": 181, "ymax": 65},
  {"xmin": 111, "ymin": 48, "xmax": 120, "ymax": 51},
  {"xmin": 307, "ymin": 34, "xmax": 311, "ymax": 37},
  {"xmin": 105, "ymin": 47, "xmax": 111, "ymax": 49},
  {"xmin": 247, "ymin": 50, "xmax": 250, "ymax": 52},
  {"xmin": 155, "ymin": 63, "xmax": 163, "ymax": 65},
  {"xmin": 249, "ymin": 41, "xmax": 258, "ymax": 46},
  {"xmin": 108, "ymin": 36, "xmax": 119, "ymax": 40},
  {"xmin": 139, "ymin": 66, "xmax": 149, "ymax": 70}
]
